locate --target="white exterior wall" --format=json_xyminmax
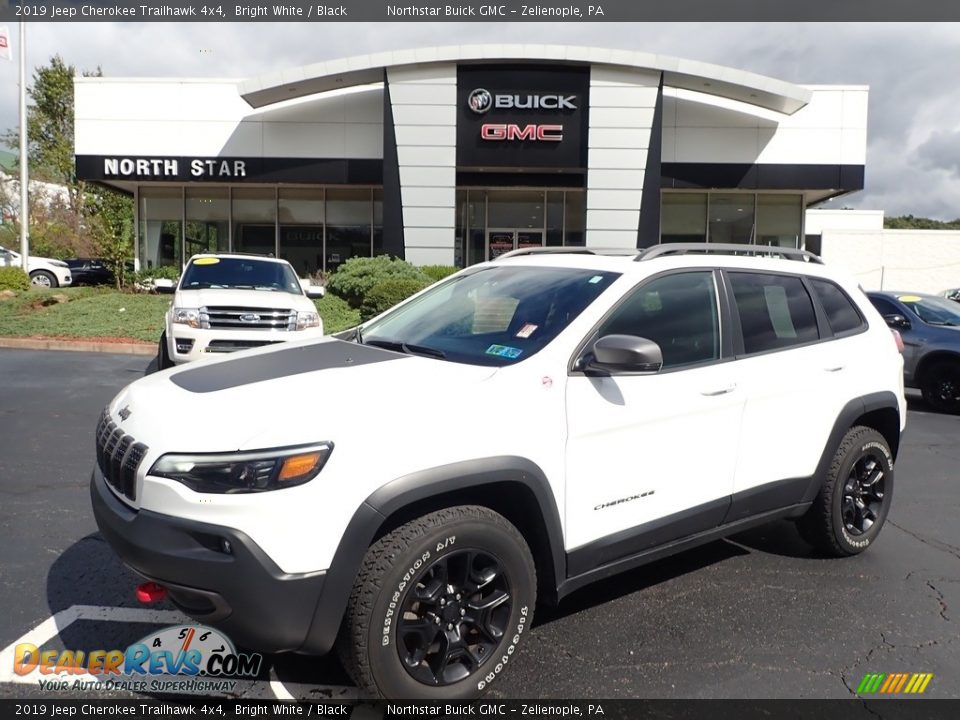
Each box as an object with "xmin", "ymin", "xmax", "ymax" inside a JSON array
[
  {"xmin": 806, "ymin": 209, "xmax": 884, "ymax": 234},
  {"xmin": 74, "ymin": 79, "xmax": 383, "ymax": 159},
  {"xmin": 386, "ymin": 64, "xmax": 457, "ymax": 266},
  {"xmin": 820, "ymin": 229, "xmax": 960, "ymax": 294},
  {"xmin": 586, "ymin": 67, "xmax": 661, "ymax": 248},
  {"xmin": 662, "ymin": 85, "xmax": 868, "ymax": 166}
]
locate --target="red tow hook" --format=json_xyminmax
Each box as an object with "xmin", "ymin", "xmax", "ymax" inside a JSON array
[{"xmin": 136, "ymin": 582, "xmax": 168, "ymax": 604}]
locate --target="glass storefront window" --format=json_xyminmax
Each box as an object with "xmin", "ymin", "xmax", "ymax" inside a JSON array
[
  {"xmin": 279, "ymin": 188, "xmax": 324, "ymax": 276},
  {"xmin": 708, "ymin": 194, "xmax": 755, "ymax": 244},
  {"xmin": 233, "ymin": 188, "xmax": 277, "ymax": 256},
  {"xmin": 139, "ymin": 187, "xmax": 183, "ymax": 270},
  {"xmin": 757, "ymin": 194, "xmax": 803, "ymax": 248},
  {"xmin": 466, "ymin": 191, "xmax": 486, "ymax": 267},
  {"xmin": 487, "ymin": 190, "xmax": 544, "ymax": 229},
  {"xmin": 326, "ymin": 188, "xmax": 371, "ymax": 272},
  {"xmin": 185, "ymin": 188, "xmax": 229, "ymax": 258},
  {"xmin": 564, "ymin": 190, "xmax": 585, "ymax": 247},
  {"xmin": 661, "ymin": 193, "xmax": 707, "ymax": 244},
  {"xmin": 546, "ymin": 191, "xmax": 564, "ymax": 247}
]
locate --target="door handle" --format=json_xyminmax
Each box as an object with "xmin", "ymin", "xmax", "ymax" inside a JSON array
[
  {"xmin": 701, "ymin": 385, "xmax": 736, "ymax": 396},
  {"xmin": 824, "ymin": 365, "xmax": 845, "ymax": 372}
]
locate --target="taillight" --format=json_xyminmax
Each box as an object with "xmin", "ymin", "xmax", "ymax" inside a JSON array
[{"xmin": 890, "ymin": 329, "xmax": 904, "ymax": 353}]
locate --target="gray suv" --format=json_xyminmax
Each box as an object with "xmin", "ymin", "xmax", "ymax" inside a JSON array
[{"xmin": 868, "ymin": 291, "xmax": 960, "ymax": 413}]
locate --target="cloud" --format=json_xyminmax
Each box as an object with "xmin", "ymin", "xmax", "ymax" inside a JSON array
[{"xmin": 2, "ymin": 22, "xmax": 959, "ymax": 218}]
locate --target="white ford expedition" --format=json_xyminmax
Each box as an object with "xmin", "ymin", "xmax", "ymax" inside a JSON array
[
  {"xmin": 92, "ymin": 244, "xmax": 906, "ymax": 700},
  {"xmin": 157, "ymin": 253, "xmax": 324, "ymax": 367}
]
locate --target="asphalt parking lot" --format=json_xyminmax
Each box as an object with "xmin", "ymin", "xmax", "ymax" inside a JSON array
[{"xmin": 0, "ymin": 348, "xmax": 957, "ymax": 700}]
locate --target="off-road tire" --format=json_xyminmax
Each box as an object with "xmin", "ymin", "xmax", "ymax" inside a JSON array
[
  {"xmin": 337, "ymin": 505, "xmax": 536, "ymax": 700},
  {"xmin": 798, "ymin": 425, "xmax": 894, "ymax": 556}
]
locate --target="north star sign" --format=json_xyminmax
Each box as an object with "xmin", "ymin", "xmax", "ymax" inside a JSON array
[{"xmin": 103, "ymin": 157, "xmax": 248, "ymax": 179}]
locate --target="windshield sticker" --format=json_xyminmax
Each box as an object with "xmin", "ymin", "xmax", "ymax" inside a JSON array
[
  {"xmin": 486, "ymin": 344, "xmax": 523, "ymax": 359},
  {"xmin": 589, "ymin": 275, "xmax": 603, "ymax": 284},
  {"xmin": 193, "ymin": 257, "xmax": 220, "ymax": 265},
  {"xmin": 515, "ymin": 323, "xmax": 538, "ymax": 339},
  {"xmin": 898, "ymin": 295, "xmax": 922, "ymax": 303}
]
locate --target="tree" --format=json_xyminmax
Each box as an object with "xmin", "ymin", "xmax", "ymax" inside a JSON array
[
  {"xmin": 884, "ymin": 214, "xmax": 960, "ymax": 230},
  {"xmin": 2, "ymin": 55, "xmax": 133, "ymax": 280}
]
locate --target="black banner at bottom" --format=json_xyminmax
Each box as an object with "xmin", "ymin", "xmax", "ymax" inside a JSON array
[{"xmin": 0, "ymin": 699, "xmax": 958, "ymax": 720}]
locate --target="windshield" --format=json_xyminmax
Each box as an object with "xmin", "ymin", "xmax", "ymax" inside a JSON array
[
  {"xmin": 899, "ymin": 295, "xmax": 960, "ymax": 327},
  {"xmin": 179, "ymin": 257, "xmax": 303, "ymax": 294},
  {"xmin": 361, "ymin": 265, "xmax": 621, "ymax": 366}
]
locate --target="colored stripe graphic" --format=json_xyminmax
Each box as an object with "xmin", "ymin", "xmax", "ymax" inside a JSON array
[{"xmin": 858, "ymin": 672, "xmax": 933, "ymax": 694}]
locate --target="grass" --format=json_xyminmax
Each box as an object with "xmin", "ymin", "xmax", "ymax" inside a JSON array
[{"xmin": 0, "ymin": 287, "xmax": 362, "ymax": 343}]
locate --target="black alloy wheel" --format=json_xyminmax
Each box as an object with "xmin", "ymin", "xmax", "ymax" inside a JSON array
[
  {"xmin": 397, "ymin": 549, "xmax": 512, "ymax": 686},
  {"xmin": 922, "ymin": 362, "xmax": 960, "ymax": 414},
  {"xmin": 841, "ymin": 453, "xmax": 886, "ymax": 536}
]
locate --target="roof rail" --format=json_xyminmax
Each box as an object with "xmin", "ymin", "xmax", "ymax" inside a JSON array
[
  {"xmin": 636, "ymin": 243, "xmax": 823, "ymax": 264},
  {"xmin": 495, "ymin": 247, "xmax": 598, "ymax": 259}
]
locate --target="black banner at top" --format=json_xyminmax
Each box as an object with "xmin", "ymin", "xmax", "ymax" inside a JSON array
[{"xmin": 1, "ymin": 0, "xmax": 960, "ymax": 22}]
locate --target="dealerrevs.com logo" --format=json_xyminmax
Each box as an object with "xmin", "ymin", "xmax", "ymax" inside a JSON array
[{"xmin": 13, "ymin": 625, "xmax": 262, "ymax": 693}]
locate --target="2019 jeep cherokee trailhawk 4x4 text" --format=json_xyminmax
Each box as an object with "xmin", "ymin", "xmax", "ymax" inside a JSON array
[{"xmin": 91, "ymin": 244, "xmax": 905, "ymax": 699}]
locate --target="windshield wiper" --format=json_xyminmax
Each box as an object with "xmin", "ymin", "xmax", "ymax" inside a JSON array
[{"xmin": 364, "ymin": 338, "xmax": 446, "ymax": 359}]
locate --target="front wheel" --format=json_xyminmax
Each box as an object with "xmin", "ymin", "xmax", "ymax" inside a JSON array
[
  {"xmin": 30, "ymin": 270, "xmax": 57, "ymax": 288},
  {"xmin": 157, "ymin": 332, "xmax": 173, "ymax": 370},
  {"xmin": 920, "ymin": 361, "xmax": 960, "ymax": 414},
  {"xmin": 338, "ymin": 505, "xmax": 536, "ymax": 700},
  {"xmin": 798, "ymin": 425, "xmax": 894, "ymax": 556}
]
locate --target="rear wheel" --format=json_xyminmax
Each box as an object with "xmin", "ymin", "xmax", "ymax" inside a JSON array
[
  {"xmin": 920, "ymin": 360, "xmax": 960, "ymax": 414},
  {"xmin": 798, "ymin": 425, "xmax": 894, "ymax": 556},
  {"xmin": 30, "ymin": 270, "xmax": 57, "ymax": 288},
  {"xmin": 157, "ymin": 332, "xmax": 173, "ymax": 370},
  {"xmin": 338, "ymin": 505, "xmax": 536, "ymax": 699}
]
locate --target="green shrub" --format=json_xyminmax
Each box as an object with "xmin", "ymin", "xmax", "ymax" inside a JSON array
[
  {"xmin": 360, "ymin": 277, "xmax": 431, "ymax": 321},
  {"xmin": 328, "ymin": 255, "xmax": 430, "ymax": 308},
  {"xmin": 314, "ymin": 293, "xmax": 362, "ymax": 335},
  {"xmin": 0, "ymin": 266, "xmax": 30, "ymax": 291},
  {"xmin": 419, "ymin": 265, "xmax": 459, "ymax": 283},
  {"xmin": 131, "ymin": 265, "xmax": 180, "ymax": 289}
]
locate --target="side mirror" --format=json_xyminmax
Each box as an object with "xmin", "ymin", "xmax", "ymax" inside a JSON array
[
  {"xmin": 305, "ymin": 285, "xmax": 326, "ymax": 299},
  {"xmin": 585, "ymin": 334, "xmax": 663, "ymax": 374},
  {"xmin": 883, "ymin": 314, "xmax": 910, "ymax": 330}
]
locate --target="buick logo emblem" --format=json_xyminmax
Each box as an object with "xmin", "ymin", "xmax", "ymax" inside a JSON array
[
  {"xmin": 467, "ymin": 88, "xmax": 492, "ymax": 114},
  {"xmin": 240, "ymin": 314, "xmax": 261, "ymax": 323}
]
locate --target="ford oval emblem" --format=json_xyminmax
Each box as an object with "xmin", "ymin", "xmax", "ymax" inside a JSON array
[{"xmin": 240, "ymin": 314, "xmax": 261, "ymax": 323}]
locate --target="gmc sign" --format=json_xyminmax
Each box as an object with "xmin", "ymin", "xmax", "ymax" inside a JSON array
[{"xmin": 481, "ymin": 123, "xmax": 564, "ymax": 142}]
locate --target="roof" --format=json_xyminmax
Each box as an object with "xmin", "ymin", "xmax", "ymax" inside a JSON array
[{"xmin": 238, "ymin": 44, "xmax": 812, "ymax": 115}]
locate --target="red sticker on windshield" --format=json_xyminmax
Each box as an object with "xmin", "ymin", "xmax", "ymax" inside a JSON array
[{"xmin": 516, "ymin": 323, "xmax": 538, "ymax": 338}]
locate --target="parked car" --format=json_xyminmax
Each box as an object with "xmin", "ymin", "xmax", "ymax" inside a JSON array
[
  {"xmin": 157, "ymin": 253, "xmax": 325, "ymax": 368},
  {"xmin": 943, "ymin": 288, "xmax": 960, "ymax": 303},
  {"xmin": 92, "ymin": 244, "xmax": 905, "ymax": 699},
  {"xmin": 867, "ymin": 291, "xmax": 960, "ymax": 413},
  {"xmin": 0, "ymin": 244, "xmax": 72, "ymax": 288},
  {"xmin": 65, "ymin": 258, "xmax": 116, "ymax": 286}
]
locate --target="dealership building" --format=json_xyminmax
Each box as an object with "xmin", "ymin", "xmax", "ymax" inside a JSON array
[{"xmin": 73, "ymin": 45, "xmax": 868, "ymax": 274}]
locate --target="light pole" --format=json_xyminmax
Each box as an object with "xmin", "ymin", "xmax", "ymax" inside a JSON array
[{"xmin": 18, "ymin": 21, "xmax": 28, "ymax": 271}]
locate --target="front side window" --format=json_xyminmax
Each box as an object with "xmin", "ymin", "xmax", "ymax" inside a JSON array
[
  {"xmin": 596, "ymin": 271, "xmax": 720, "ymax": 369},
  {"xmin": 729, "ymin": 272, "xmax": 819, "ymax": 354},
  {"xmin": 362, "ymin": 266, "xmax": 620, "ymax": 366},
  {"xmin": 179, "ymin": 258, "xmax": 303, "ymax": 295}
]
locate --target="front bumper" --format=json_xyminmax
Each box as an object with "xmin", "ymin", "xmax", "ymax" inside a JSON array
[
  {"xmin": 166, "ymin": 325, "xmax": 325, "ymax": 364},
  {"xmin": 90, "ymin": 469, "xmax": 333, "ymax": 654}
]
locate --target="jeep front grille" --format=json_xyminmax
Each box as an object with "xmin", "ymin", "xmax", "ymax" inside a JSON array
[
  {"xmin": 96, "ymin": 408, "xmax": 147, "ymax": 502},
  {"xmin": 201, "ymin": 306, "xmax": 296, "ymax": 331}
]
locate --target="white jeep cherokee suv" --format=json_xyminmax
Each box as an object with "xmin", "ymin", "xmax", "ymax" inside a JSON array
[
  {"xmin": 92, "ymin": 245, "xmax": 905, "ymax": 700},
  {"xmin": 158, "ymin": 253, "xmax": 323, "ymax": 367}
]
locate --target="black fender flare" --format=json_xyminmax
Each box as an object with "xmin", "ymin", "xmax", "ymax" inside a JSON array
[{"xmin": 298, "ymin": 456, "xmax": 565, "ymax": 655}]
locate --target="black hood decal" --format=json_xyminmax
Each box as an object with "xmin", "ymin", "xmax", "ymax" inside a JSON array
[{"xmin": 170, "ymin": 340, "xmax": 408, "ymax": 394}]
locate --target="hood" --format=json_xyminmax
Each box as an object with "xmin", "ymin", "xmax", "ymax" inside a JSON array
[
  {"xmin": 174, "ymin": 287, "xmax": 313, "ymax": 310},
  {"xmin": 108, "ymin": 339, "xmax": 496, "ymax": 453}
]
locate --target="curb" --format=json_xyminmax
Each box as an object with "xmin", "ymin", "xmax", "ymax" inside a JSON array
[{"xmin": 0, "ymin": 337, "xmax": 157, "ymax": 356}]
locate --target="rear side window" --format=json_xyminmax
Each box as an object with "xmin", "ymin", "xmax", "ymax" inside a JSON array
[
  {"xmin": 869, "ymin": 297, "xmax": 900, "ymax": 317},
  {"xmin": 810, "ymin": 279, "xmax": 865, "ymax": 334},
  {"xmin": 729, "ymin": 272, "xmax": 819, "ymax": 354}
]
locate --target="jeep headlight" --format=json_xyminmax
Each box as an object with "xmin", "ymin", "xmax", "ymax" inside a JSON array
[
  {"xmin": 171, "ymin": 307, "xmax": 202, "ymax": 328},
  {"xmin": 296, "ymin": 310, "xmax": 321, "ymax": 330},
  {"xmin": 149, "ymin": 443, "xmax": 333, "ymax": 494}
]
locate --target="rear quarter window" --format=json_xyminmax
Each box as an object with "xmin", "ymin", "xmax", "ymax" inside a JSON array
[
  {"xmin": 728, "ymin": 272, "xmax": 819, "ymax": 355},
  {"xmin": 810, "ymin": 279, "xmax": 866, "ymax": 335}
]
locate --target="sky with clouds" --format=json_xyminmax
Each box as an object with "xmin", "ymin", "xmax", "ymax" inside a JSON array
[{"xmin": 1, "ymin": 22, "xmax": 958, "ymax": 219}]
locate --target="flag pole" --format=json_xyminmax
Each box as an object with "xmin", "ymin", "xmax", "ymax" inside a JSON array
[{"xmin": 18, "ymin": 22, "xmax": 28, "ymax": 270}]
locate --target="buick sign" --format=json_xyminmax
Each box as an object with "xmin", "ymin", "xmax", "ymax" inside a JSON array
[{"xmin": 468, "ymin": 88, "xmax": 492, "ymax": 114}]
